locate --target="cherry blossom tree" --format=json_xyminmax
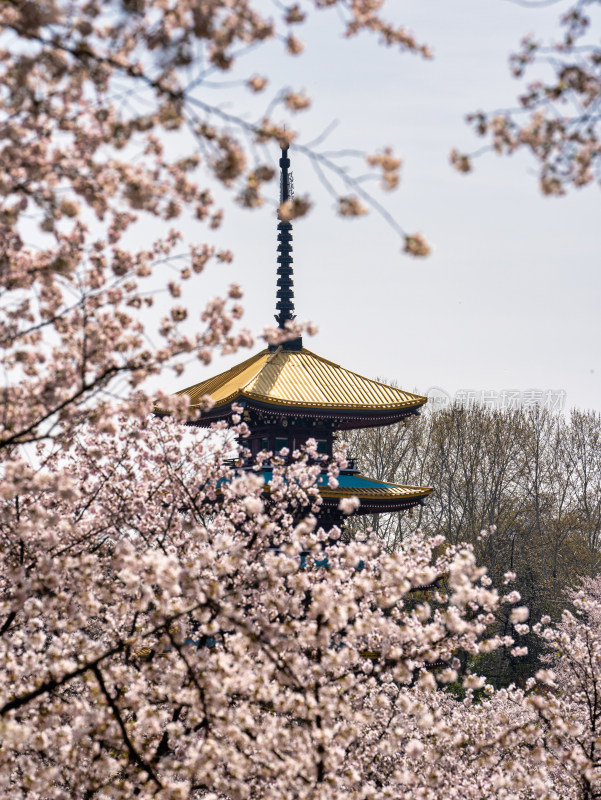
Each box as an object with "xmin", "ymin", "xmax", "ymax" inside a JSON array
[
  {"xmin": 3, "ymin": 3, "xmax": 601, "ymax": 798},
  {"xmin": 454, "ymin": 0, "xmax": 601, "ymax": 195},
  {"xmin": 519, "ymin": 578, "xmax": 601, "ymax": 799},
  {"xmin": 1, "ymin": 414, "xmax": 532, "ymax": 799}
]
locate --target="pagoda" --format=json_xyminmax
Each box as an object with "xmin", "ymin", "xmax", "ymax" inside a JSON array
[{"xmin": 168, "ymin": 147, "xmax": 432, "ymax": 525}]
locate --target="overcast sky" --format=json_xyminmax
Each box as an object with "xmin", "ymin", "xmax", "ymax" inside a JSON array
[{"xmin": 153, "ymin": 0, "xmax": 600, "ymax": 415}]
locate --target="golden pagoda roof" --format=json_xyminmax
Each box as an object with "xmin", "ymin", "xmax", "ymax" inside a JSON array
[
  {"xmin": 175, "ymin": 347, "xmax": 426, "ymax": 413},
  {"xmin": 318, "ymin": 477, "xmax": 433, "ymax": 502},
  {"xmin": 258, "ymin": 468, "xmax": 432, "ymax": 513}
]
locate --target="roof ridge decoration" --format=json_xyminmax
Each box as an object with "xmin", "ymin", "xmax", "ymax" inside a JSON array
[{"xmin": 270, "ymin": 146, "xmax": 302, "ymax": 352}]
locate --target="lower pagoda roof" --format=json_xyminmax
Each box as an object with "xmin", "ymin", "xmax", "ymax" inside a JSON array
[
  {"xmin": 260, "ymin": 469, "xmax": 432, "ymax": 515},
  {"xmin": 169, "ymin": 346, "xmax": 426, "ymax": 428}
]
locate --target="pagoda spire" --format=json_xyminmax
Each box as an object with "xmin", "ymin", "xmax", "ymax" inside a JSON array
[{"xmin": 271, "ymin": 146, "xmax": 302, "ymax": 351}]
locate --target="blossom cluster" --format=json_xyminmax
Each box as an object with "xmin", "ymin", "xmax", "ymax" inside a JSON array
[
  {"xmin": 0, "ymin": 417, "xmax": 527, "ymax": 798},
  {"xmin": 458, "ymin": 1, "xmax": 601, "ymax": 194}
]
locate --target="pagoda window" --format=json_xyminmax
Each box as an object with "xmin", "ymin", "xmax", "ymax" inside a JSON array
[
  {"xmin": 261, "ymin": 438, "xmax": 269, "ymax": 451},
  {"xmin": 316, "ymin": 439, "xmax": 328, "ymax": 454},
  {"xmin": 275, "ymin": 437, "xmax": 288, "ymax": 452}
]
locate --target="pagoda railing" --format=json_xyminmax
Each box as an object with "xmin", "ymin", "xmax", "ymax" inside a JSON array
[{"xmin": 224, "ymin": 455, "xmax": 358, "ymax": 472}]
